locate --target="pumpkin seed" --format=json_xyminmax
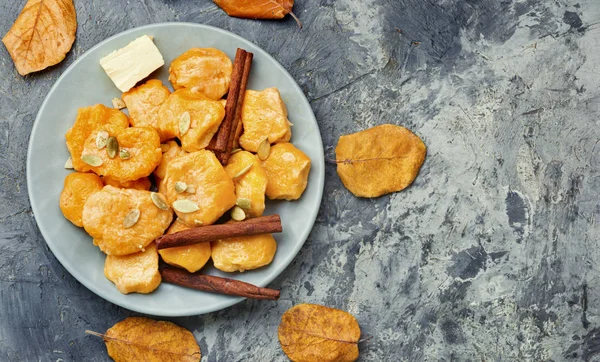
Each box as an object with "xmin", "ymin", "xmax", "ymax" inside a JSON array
[
  {"xmin": 174, "ymin": 181, "xmax": 188, "ymax": 193},
  {"xmin": 107, "ymin": 137, "xmax": 119, "ymax": 158},
  {"xmin": 150, "ymin": 192, "xmax": 168, "ymax": 210},
  {"xmin": 186, "ymin": 185, "xmax": 196, "ymax": 194},
  {"xmin": 96, "ymin": 130, "xmax": 109, "ymax": 149},
  {"xmin": 179, "ymin": 112, "xmax": 191, "ymax": 136},
  {"xmin": 119, "ymin": 148, "xmax": 131, "ymax": 160},
  {"xmin": 123, "ymin": 209, "xmax": 140, "ymax": 228},
  {"xmin": 257, "ymin": 138, "xmax": 271, "ymax": 161},
  {"xmin": 233, "ymin": 164, "xmax": 253, "ymax": 179},
  {"xmin": 173, "ymin": 199, "xmax": 199, "ymax": 213},
  {"xmin": 112, "ymin": 98, "xmax": 126, "ymax": 109},
  {"xmin": 81, "ymin": 154, "xmax": 103, "ymax": 167},
  {"xmin": 160, "ymin": 143, "xmax": 170, "ymax": 153},
  {"xmin": 230, "ymin": 148, "xmax": 242, "ymax": 154},
  {"xmin": 64, "ymin": 157, "xmax": 73, "ymax": 169},
  {"xmin": 230, "ymin": 206, "xmax": 246, "ymax": 221},
  {"xmin": 236, "ymin": 198, "xmax": 252, "ymax": 210}
]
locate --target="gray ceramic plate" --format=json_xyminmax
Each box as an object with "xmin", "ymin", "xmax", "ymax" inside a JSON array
[{"xmin": 27, "ymin": 23, "xmax": 324, "ymax": 316}]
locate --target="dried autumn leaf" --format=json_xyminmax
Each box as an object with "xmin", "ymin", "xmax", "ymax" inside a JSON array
[
  {"xmin": 2, "ymin": 0, "xmax": 77, "ymax": 75},
  {"xmin": 278, "ymin": 304, "xmax": 360, "ymax": 362},
  {"xmin": 87, "ymin": 317, "xmax": 201, "ymax": 362},
  {"xmin": 335, "ymin": 124, "xmax": 426, "ymax": 198},
  {"xmin": 213, "ymin": 0, "xmax": 302, "ymax": 28}
]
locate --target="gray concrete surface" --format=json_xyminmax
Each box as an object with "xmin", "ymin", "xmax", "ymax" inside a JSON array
[{"xmin": 1, "ymin": 0, "xmax": 600, "ymax": 361}]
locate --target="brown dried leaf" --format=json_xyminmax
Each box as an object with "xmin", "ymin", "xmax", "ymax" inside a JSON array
[
  {"xmin": 2, "ymin": 0, "xmax": 77, "ymax": 75},
  {"xmin": 213, "ymin": 0, "xmax": 301, "ymax": 28},
  {"xmin": 278, "ymin": 304, "xmax": 360, "ymax": 362},
  {"xmin": 335, "ymin": 124, "xmax": 426, "ymax": 198},
  {"xmin": 87, "ymin": 317, "xmax": 201, "ymax": 362}
]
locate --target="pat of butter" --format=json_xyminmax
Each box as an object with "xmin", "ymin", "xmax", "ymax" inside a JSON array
[{"xmin": 99, "ymin": 35, "xmax": 164, "ymax": 92}]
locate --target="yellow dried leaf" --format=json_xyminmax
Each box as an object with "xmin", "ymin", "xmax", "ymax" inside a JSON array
[
  {"xmin": 2, "ymin": 0, "xmax": 77, "ymax": 75},
  {"xmin": 88, "ymin": 317, "xmax": 201, "ymax": 362},
  {"xmin": 278, "ymin": 304, "xmax": 360, "ymax": 362},
  {"xmin": 335, "ymin": 124, "xmax": 426, "ymax": 198},
  {"xmin": 213, "ymin": 0, "xmax": 301, "ymax": 27}
]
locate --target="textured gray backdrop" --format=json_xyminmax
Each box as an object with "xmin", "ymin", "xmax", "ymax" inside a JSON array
[{"xmin": 1, "ymin": 0, "xmax": 599, "ymax": 361}]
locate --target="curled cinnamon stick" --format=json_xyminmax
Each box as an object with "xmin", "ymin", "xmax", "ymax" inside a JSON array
[
  {"xmin": 156, "ymin": 214, "xmax": 282, "ymax": 250},
  {"xmin": 219, "ymin": 52, "xmax": 253, "ymax": 164},
  {"xmin": 214, "ymin": 48, "xmax": 248, "ymax": 152},
  {"xmin": 162, "ymin": 268, "xmax": 280, "ymax": 300}
]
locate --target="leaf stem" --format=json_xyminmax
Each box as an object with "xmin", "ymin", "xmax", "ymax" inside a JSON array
[
  {"xmin": 358, "ymin": 335, "xmax": 373, "ymax": 343},
  {"xmin": 289, "ymin": 11, "xmax": 303, "ymax": 29},
  {"xmin": 85, "ymin": 330, "xmax": 105, "ymax": 339}
]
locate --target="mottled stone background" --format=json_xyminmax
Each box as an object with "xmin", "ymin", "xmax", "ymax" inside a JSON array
[{"xmin": 1, "ymin": 0, "xmax": 599, "ymax": 361}]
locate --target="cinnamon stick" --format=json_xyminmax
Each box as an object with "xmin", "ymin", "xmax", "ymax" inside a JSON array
[
  {"xmin": 206, "ymin": 136, "xmax": 217, "ymax": 151},
  {"xmin": 219, "ymin": 52, "xmax": 253, "ymax": 164},
  {"xmin": 161, "ymin": 268, "xmax": 280, "ymax": 300},
  {"xmin": 214, "ymin": 49, "xmax": 248, "ymax": 152},
  {"xmin": 156, "ymin": 214, "xmax": 282, "ymax": 250}
]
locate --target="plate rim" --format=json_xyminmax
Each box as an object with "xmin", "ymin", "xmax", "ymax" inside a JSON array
[{"xmin": 26, "ymin": 22, "xmax": 324, "ymax": 316}]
